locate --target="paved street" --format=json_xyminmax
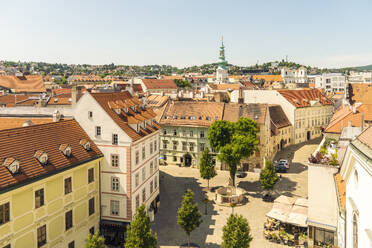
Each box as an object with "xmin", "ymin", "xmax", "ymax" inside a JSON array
[{"xmin": 152, "ymin": 138, "xmax": 321, "ymax": 248}]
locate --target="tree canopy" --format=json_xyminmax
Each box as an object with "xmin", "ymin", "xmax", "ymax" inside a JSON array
[
  {"xmin": 199, "ymin": 147, "xmax": 217, "ymax": 190},
  {"xmin": 222, "ymin": 214, "xmax": 253, "ymax": 248},
  {"xmin": 124, "ymin": 205, "xmax": 157, "ymax": 248},
  {"xmin": 174, "ymin": 79, "xmax": 192, "ymax": 88},
  {"xmin": 177, "ymin": 189, "xmax": 202, "ymax": 247},
  {"xmin": 208, "ymin": 117, "xmax": 258, "ymax": 186},
  {"xmin": 84, "ymin": 232, "xmax": 106, "ymax": 248},
  {"xmin": 259, "ymin": 160, "xmax": 279, "ymax": 191}
]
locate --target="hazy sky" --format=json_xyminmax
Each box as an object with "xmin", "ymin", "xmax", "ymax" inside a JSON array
[{"xmin": 1, "ymin": 0, "xmax": 372, "ymax": 68}]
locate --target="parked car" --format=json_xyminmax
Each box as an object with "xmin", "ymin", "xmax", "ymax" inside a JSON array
[
  {"xmin": 236, "ymin": 170, "xmax": 247, "ymax": 178},
  {"xmin": 275, "ymin": 163, "xmax": 287, "ymax": 173},
  {"xmin": 279, "ymin": 159, "xmax": 290, "ymax": 169}
]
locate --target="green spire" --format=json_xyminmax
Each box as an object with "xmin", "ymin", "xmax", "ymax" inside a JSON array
[{"xmin": 218, "ymin": 36, "xmax": 227, "ymax": 70}]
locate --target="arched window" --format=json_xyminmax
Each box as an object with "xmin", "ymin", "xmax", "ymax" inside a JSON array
[
  {"xmin": 354, "ymin": 169, "xmax": 358, "ymax": 189},
  {"xmin": 353, "ymin": 213, "xmax": 358, "ymax": 248}
]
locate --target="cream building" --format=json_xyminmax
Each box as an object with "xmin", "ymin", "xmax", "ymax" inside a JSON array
[
  {"xmin": 281, "ymin": 67, "xmax": 307, "ymax": 84},
  {"xmin": 74, "ymin": 91, "xmax": 160, "ymax": 246},
  {"xmin": 0, "ymin": 120, "xmax": 103, "ymax": 248}
]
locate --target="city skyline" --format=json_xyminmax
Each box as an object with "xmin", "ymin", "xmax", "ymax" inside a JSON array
[{"xmin": 1, "ymin": 0, "xmax": 372, "ymax": 68}]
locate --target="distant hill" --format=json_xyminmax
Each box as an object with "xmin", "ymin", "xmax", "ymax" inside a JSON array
[{"xmin": 342, "ymin": 64, "xmax": 372, "ymax": 71}]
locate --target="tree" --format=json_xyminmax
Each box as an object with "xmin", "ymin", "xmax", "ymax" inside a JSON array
[
  {"xmin": 84, "ymin": 232, "xmax": 106, "ymax": 248},
  {"xmin": 208, "ymin": 117, "xmax": 258, "ymax": 186},
  {"xmin": 222, "ymin": 214, "xmax": 253, "ymax": 248},
  {"xmin": 177, "ymin": 189, "xmax": 202, "ymax": 248},
  {"xmin": 199, "ymin": 147, "xmax": 216, "ymax": 190},
  {"xmin": 259, "ymin": 160, "xmax": 279, "ymax": 192},
  {"xmin": 125, "ymin": 205, "xmax": 157, "ymax": 248}
]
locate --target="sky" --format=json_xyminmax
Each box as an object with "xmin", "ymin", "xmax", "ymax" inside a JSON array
[{"xmin": 1, "ymin": 0, "xmax": 372, "ymax": 68}]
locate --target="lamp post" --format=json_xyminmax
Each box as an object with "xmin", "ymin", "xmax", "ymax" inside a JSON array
[
  {"xmin": 230, "ymin": 202, "xmax": 236, "ymax": 214},
  {"xmin": 203, "ymin": 198, "xmax": 209, "ymax": 215}
]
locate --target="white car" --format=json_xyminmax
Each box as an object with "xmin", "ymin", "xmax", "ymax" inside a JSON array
[{"xmin": 279, "ymin": 159, "xmax": 290, "ymax": 169}]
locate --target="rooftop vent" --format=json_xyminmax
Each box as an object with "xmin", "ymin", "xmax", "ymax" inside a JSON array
[
  {"xmin": 22, "ymin": 120, "xmax": 34, "ymax": 127},
  {"xmin": 3, "ymin": 158, "xmax": 20, "ymax": 174},
  {"xmin": 80, "ymin": 139, "xmax": 91, "ymax": 151},
  {"xmin": 34, "ymin": 150, "xmax": 48, "ymax": 166},
  {"xmin": 54, "ymin": 98, "xmax": 58, "ymax": 103},
  {"xmin": 59, "ymin": 144, "xmax": 72, "ymax": 157}
]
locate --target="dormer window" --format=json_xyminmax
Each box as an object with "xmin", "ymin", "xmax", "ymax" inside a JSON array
[
  {"xmin": 59, "ymin": 144, "xmax": 72, "ymax": 157},
  {"xmin": 206, "ymin": 116, "xmax": 211, "ymax": 121},
  {"xmin": 34, "ymin": 150, "xmax": 48, "ymax": 166},
  {"xmin": 80, "ymin": 139, "xmax": 91, "ymax": 151},
  {"xmin": 3, "ymin": 158, "xmax": 20, "ymax": 174}
]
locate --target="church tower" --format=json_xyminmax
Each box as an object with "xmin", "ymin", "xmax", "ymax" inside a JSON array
[{"xmin": 216, "ymin": 37, "xmax": 229, "ymax": 84}]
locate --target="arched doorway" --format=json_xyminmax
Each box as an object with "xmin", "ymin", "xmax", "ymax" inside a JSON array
[
  {"xmin": 280, "ymin": 139, "xmax": 285, "ymax": 150},
  {"xmin": 307, "ymin": 131, "xmax": 311, "ymax": 141},
  {"xmin": 184, "ymin": 154, "xmax": 192, "ymax": 167}
]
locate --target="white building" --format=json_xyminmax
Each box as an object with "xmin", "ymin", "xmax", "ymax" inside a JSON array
[
  {"xmin": 216, "ymin": 38, "xmax": 229, "ymax": 84},
  {"xmin": 281, "ymin": 67, "xmax": 307, "ymax": 84},
  {"xmin": 314, "ymin": 73, "xmax": 346, "ymax": 93},
  {"xmin": 348, "ymin": 71, "xmax": 372, "ymax": 84},
  {"xmin": 231, "ymin": 89, "xmax": 334, "ymax": 144},
  {"xmin": 339, "ymin": 126, "xmax": 372, "ymax": 247},
  {"xmin": 74, "ymin": 91, "xmax": 160, "ymax": 245}
]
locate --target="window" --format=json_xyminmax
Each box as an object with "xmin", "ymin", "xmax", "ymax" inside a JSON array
[
  {"xmin": 142, "ymin": 188, "xmax": 146, "ymax": 202},
  {"xmin": 64, "ymin": 177, "xmax": 72, "ymax": 195},
  {"xmin": 88, "ymin": 111, "xmax": 93, "ymax": 118},
  {"xmin": 154, "ymin": 140, "xmax": 157, "ymax": 152},
  {"xmin": 135, "ymin": 195, "xmax": 140, "ymax": 208},
  {"xmin": 111, "ymin": 200, "xmax": 119, "ymax": 216},
  {"xmin": 142, "ymin": 146, "xmax": 145, "ymax": 160},
  {"xmin": 189, "ymin": 143, "xmax": 194, "ymax": 152},
  {"xmin": 150, "ymin": 181, "xmax": 154, "ymax": 194},
  {"xmin": 111, "ymin": 154, "xmax": 119, "ymax": 167},
  {"xmin": 65, "ymin": 210, "xmax": 73, "ymax": 231},
  {"xmin": 200, "ymin": 131, "xmax": 205, "ymax": 138},
  {"xmin": 173, "ymin": 129, "xmax": 177, "ymax": 136},
  {"xmin": 150, "ymin": 143, "xmax": 153, "ymax": 154},
  {"xmin": 37, "ymin": 225, "xmax": 46, "ymax": 247},
  {"xmin": 35, "ymin": 189, "xmax": 44, "ymax": 208},
  {"xmin": 142, "ymin": 167, "xmax": 146, "ymax": 181},
  {"xmin": 89, "ymin": 227, "xmax": 95, "ymax": 235},
  {"xmin": 182, "ymin": 142, "xmax": 187, "ymax": 151},
  {"xmin": 89, "ymin": 197, "xmax": 95, "ymax": 216},
  {"xmin": 154, "ymin": 176, "xmax": 158, "ymax": 189},
  {"xmin": 314, "ymin": 228, "xmax": 334, "ymax": 246},
  {"xmin": 150, "ymin": 162, "xmax": 154, "ymax": 174},
  {"xmin": 154, "ymin": 158, "xmax": 157, "ymax": 170},
  {"xmin": 88, "ymin": 168, "xmax": 94, "ymax": 183},
  {"xmin": 68, "ymin": 241, "xmax": 75, "ymax": 248},
  {"xmin": 353, "ymin": 213, "xmax": 358, "ymax": 248},
  {"xmin": 173, "ymin": 156, "xmax": 177, "ymax": 162},
  {"xmin": 189, "ymin": 131, "xmax": 193, "ymax": 137},
  {"xmin": 173, "ymin": 141, "xmax": 178, "ymax": 150},
  {"xmin": 112, "ymin": 134, "xmax": 118, "ymax": 145},
  {"xmin": 0, "ymin": 203, "xmax": 9, "ymax": 225},
  {"xmin": 135, "ymin": 151, "xmax": 139, "ymax": 165},
  {"xmin": 200, "ymin": 143, "xmax": 205, "ymax": 152},
  {"xmin": 3, "ymin": 244, "xmax": 10, "ymax": 248},
  {"xmin": 163, "ymin": 129, "xmax": 167, "ymax": 135},
  {"xmin": 163, "ymin": 140, "xmax": 168, "ymax": 149},
  {"xmin": 112, "ymin": 177, "xmax": 120, "ymax": 192},
  {"xmin": 95, "ymin": 126, "xmax": 101, "ymax": 137},
  {"xmin": 135, "ymin": 173, "xmax": 139, "ymax": 187}
]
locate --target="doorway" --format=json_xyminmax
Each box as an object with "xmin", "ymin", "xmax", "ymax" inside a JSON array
[
  {"xmin": 307, "ymin": 131, "xmax": 311, "ymax": 141},
  {"xmin": 184, "ymin": 154, "xmax": 192, "ymax": 167}
]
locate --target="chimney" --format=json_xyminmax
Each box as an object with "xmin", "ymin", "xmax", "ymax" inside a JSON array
[
  {"xmin": 127, "ymin": 78, "xmax": 134, "ymax": 96},
  {"xmin": 71, "ymin": 83, "xmax": 77, "ymax": 106},
  {"xmin": 238, "ymin": 88, "xmax": 244, "ymax": 104},
  {"xmin": 361, "ymin": 112, "xmax": 365, "ymax": 131},
  {"xmin": 53, "ymin": 110, "xmax": 61, "ymax": 122}
]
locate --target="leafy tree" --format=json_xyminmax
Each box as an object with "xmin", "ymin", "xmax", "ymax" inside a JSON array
[
  {"xmin": 259, "ymin": 160, "xmax": 279, "ymax": 192},
  {"xmin": 208, "ymin": 117, "xmax": 258, "ymax": 186},
  {"xmin": 84, "ymin": 232, "xmax": 106, "ymax": 248},
  {"xmin": 174, "ymin": 79, "xmax": 192, "ymax": 88},
  {"xmin": 125, "ymin": 205, "xmax": 157, "ymax": 248},
  {"xmin": 199, "ymin": 147, "xmax": 216, "ymax": 190},
  {"xmin": 177, "ymin": 189, "xmax": 202, "ymax": 248},
  {"xmin": 222, "ymin": 214, "xmax": 253, "ymax": 248}
]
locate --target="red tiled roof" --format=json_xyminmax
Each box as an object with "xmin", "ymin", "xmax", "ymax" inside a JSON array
[
  {"xmin": 269, "ymin": 105, "xmax": 292, "ymax": 129},
  {"xmin": 0, "ymin": 120, "xmax": 102, "ymax": 191},
  {"xmin": 209, "ymin": 83, "xmax": 241, "ymax": 91},
  {"xmin": 252, "ymin": 75, "xmax": 283, "ymax": 82},
  {"xmin": 240, "ymin": 81, "xmax": 257, "ymax": 89},
  {"xmin": 90, "ymin": 92, "xmax": 159, "ymax": 141},
  {"xmin": 349, "ymin": 83, "xmax": 372, "ymax": 104},
  {"xmin": 48, "ymin": 93, "xmax": 72, "ymax": 105},
  {"xmin": 0, "ymin": 118, "xmax": 62, "ymax": 130},
  {"xmin": 357, "ymin": 126, "xmax": 372, "ymax": 150},
  {"xmin": 0, "ymin": 75, "xmax": 46, "ymax": 93},
  {"xmin": 0, "ymin": 94, "xmax": 40, "ymax": 107},
  {"xmin": 142, "ymin": 79, "xmax": 177, "ymax": 90},
  {"xmin": 277, "ymin": 89, "xmax": 333, "ymax": 108},
  {"xmin": 223, "ymin": 103, "xmax": 267, "ymax": 124}
]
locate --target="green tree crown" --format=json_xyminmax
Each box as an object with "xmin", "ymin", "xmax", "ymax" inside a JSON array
[
  {"xmin": 84, "ymin": 232, "xmax": 106, "ymax": 248},
  {"xmin": 259, "ymin": 160, "xmax": 279, "ymax": 191},
  {"xmin": 177, "ymin": 189, "xmax": 202, "ymax": 236},
  {"xmin": 222, "ymin": 214, "xmax": 253, "ymax": 248}
]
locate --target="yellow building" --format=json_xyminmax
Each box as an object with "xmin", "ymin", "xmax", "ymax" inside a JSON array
[{"xmin": 0, "ymin": 120, "xmax": 103, "ymax": 248}]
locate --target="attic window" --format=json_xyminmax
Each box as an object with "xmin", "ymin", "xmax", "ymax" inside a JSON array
[
  {"xmin": 189, "ymin": 116, "xmax": 196, "ymax": 120},
  {"xmin": 199, "ymin": 116, "xmax": 202, "ymax": 120},
  {"xmin": 34, "ymin": 150, "xmax": 48, "ymax": 166},
  {"xmin": 164, "ymin": 116, "xmax": 169, "ymax": 119},
  {"xmin": 59, "ymin": 144, "xmax": 72, "ymax": 157},
  {"xmin": 3, "ymin": 158, "xmax": 20, "ymax": 174},
  {"xmin": 172, "ymin": 116, "xmax": 178, "ymax": 119},
  {"xmin": 80, "ymin": 139, "xmax": 91, "ymax": 151},
  {"xmin": 180, "ymin": 116, "xmax": 186, "ymax": 120},
  {"xmin": 206, "ymin": 116, "xmax": 211, "ymax": 121}
]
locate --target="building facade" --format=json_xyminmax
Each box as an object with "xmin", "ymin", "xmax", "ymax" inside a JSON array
[
  {"xmin": 281, "ymin": 67, "xmax": 307, "ymax": 84},
  {"xmin": 74, "ymin": 91, "xmax": 160, "ymax": 246},
  {"xmin": 314, "ymin": 73, "xmax": 346, "ymax": 93},
  {"xmin": 0, "ymin": 120, "xmax": 103, "ymax": 248}
]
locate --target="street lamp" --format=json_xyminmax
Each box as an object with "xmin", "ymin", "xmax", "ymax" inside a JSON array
[
  {"xmin": 230, "ymin": 202, "xmax": 236, "ymax": 214},
  {"xmin": 203, "ymin": 198, "xmax": 209, "ymax": 215}
]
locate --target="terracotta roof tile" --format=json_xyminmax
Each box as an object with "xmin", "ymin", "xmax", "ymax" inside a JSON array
[
  {"xmin": 277, "ymin": 89, "xmax": 333, "ymax": 108},
  {"xmin": 349, "ymin": 83, "xmax": 372, "ymax": 104},
  {"xmin": 269, "ymin": 105, "xmax": 292, "ymax": 129},
  {"xmin": 357, "ymin": 126, "xmax": 372, "ymax": 150},
  {"xmin": 90, "ymin": 92, "xmax": 159, "ymax": 141},
  {"xmin": 223, "ymin": 103, "xmax": 267, "ymax": 124},
  {"xmin": 47, "ymin": 93, "xmax": 72, "ymax": 105},
  {"xmin": 209, "ymin": 83, "xmax": 241, "ymax": 91},
  {"xmin": 0, "ymin": 94, "xmax": 40, "ymax": 107},
  {"xmin": 142, "ymin": 79, "xmax": 177, "ymax": 90},
  {"xmin": 0, "ymin": 118, "xmax": 65, "ymax": 130},
  {"xmin": 334, "ymin": 173, "xmax": 346, "ymax": 211},
  {"xmin": 0, "ymin": 120, "xmax": 102, "ymax": 191},
  {"xmin": 0, "ymin": 75, "xmax": 45, "ymax": 93},
  {"xmin": 252, "ymin": 75, "xmax": 283, "ymax": 82},
  {"xmin": 146, "ymin": 95, "xmax": 169, "ymax": 108}
]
